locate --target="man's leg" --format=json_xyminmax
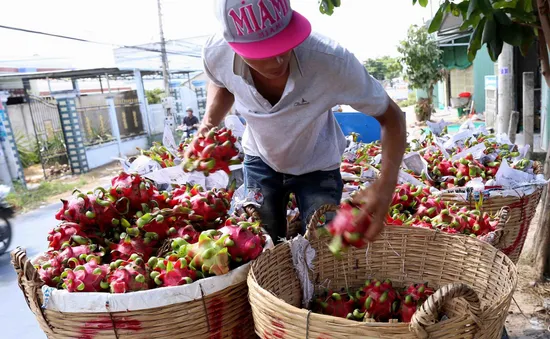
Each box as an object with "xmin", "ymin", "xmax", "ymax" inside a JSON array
[
  {"xmin": 290, "ymin": 169, "xmax": 343, "ymax": 234},
  {"xmin": 243, "ymin": 155, "xmax": 288, "ymax": 243}
]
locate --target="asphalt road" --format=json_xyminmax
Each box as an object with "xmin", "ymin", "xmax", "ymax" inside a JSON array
[{"xmin": 0, "ymin": 203, "xmax": 60, "ymax": 339}]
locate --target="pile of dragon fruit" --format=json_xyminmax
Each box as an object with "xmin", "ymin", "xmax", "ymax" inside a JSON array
[
  {"xmin": 35, "ymin": 172, "xmax": 267, "ymax": 293},
  {"xmin": 179, "ymin": 127, "xmax": 241, "ymax": 176},
  {"xmin": 326, "ymin": 183, "xmax": 499, "ymax": 257},
  {"xmin": 341, "ymin": 130, "xmax": 536, "ymax": 190},
  {"xmin": 136, "ymin": 142, "xmax": 176, "ymax": 169},
  {"xmin": 313, "ymin": 278, "xmax": 434, "ymax": 323}
]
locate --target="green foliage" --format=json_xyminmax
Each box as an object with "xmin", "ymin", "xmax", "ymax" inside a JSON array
[
  {"xmin": 414, "ymin": 0, "xmax": 538, "ymax": 62},
  {"xmin": 364, "ymin": 56, "xmax": 403, "ymax": 81},
  {"xmin": 398, "ymin": 91, "xmax": 417, "ymax": 108},
  {"xmin": 398, "ymin": 25, "xmax": 445, "ymax": 92},
  {"xmin": 146, "ymin": 89, "xmax": 165, "ymax": 105},
  {"xmin": 6, "ymin": 177, "xmax": 88, "ymax": 212},
  {"xmin": 14, "ymin": 132, "xmax": 39, "ymax": 168},
  {"xmin": 318, "ymin": 0, "xmax": 341, "ymax": 16}
]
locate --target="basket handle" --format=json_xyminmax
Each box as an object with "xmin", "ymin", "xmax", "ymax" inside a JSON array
[
  {"xmin": 410, "ymin": 283, "xmax": 482, "ymax": 339},
  {"xmin": 11, "ymin": 247, "xmax": 51, "ymax": 330},
  {"xmin": 304, "ymin": 204, "xmax": 338, "ymax": 240}
]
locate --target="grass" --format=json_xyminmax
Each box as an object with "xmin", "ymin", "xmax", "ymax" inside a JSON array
[
  {"xmin": 398, "ymin": 92, "xmax": 417, "ymax": 108},
  {"xmin": 6, "ymin": 177, "xmax": 88, "ymax": 212}
]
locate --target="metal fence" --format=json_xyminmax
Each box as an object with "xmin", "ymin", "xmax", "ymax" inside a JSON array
[{"xmin": 76, "ymin": 91, "xmax": 146, "ymax": 146}]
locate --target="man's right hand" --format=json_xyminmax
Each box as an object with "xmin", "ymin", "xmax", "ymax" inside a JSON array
[{"xmin": 184, "ymin": 124, "xmax": 211, "ymax": 158}]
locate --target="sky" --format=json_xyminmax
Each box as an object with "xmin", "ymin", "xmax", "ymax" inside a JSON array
[{"xmin": 0, "ymin": 0, "xmax": 434, "ymax": 70}]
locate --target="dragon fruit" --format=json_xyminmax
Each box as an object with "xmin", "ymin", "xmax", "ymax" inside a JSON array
[
  {"xmin": 109, "ymin": 234, "xmax": 155, "ymax": 261},
  {"xmin": 61, "ymin": 259, "xmax": 110, "ymax": 292},
  {"xmin": 47, "ymin": 222, "xmax": 88, "ymax": 251},
  {"xmin": 135, "ymin": 209, "xmax": 176, "ymax": 240},
  {"xmin": 36, "ymin": 252, "xmax": 64, "ymax": 288},
  {"xmin": 313, "ymin": 290, "xmax": 357, "ymax": 319},
  {"xmin": 110, "ymin": 172, "xmax": 156, "ymax": 211},
  {"xmin": 400, "ymin": 283, "xmax": 435, "ymax": 322},
  {"xmin": 168, "ymin": 223, "xmax": 200, "ymax": 243},
  {"xmin": 148, "ymin": 256, "xmax": 199, "ymax": 287},
  {"xmin": 218, "ymin": 221, "xmax": 263, "ymax": 264},
  {"xmin": 55, "ymin": 190, "xmax": 127, "ymax": 232},
  {"xmin": 183, "ymin": 127, "xmax": 241, "ymax": 175},
  {"xmin": 58, "ymin": 244, "xmax": 105, "ymax": 267},
  {"xmin": 178, "ymin": 231, "xmax": 231, "ymax": 276},
  {"xmin": 108, "ymin": 255, "xmax": 150, "ymax": 293},
  {"xmin": 327, "ymin": 202, "xmax": 371, "ymax": 258},
  {"xmin": 355, "ymin": 279, "xmax": 400, "ymax": 322}
]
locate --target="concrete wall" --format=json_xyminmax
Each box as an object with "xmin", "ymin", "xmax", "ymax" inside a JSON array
[
  {"xmin": 147, "ymin": 104, "xmax": 165, "ymax": 136},
  {"xmin": 6, "ymin": 104, "xmax": 35, "ymax": 140},
  {"xmin": 473, "ymin": 48, "xmax": 496, "ymax": 114},
  {"xmin": 85, "ymin": 135, "xmax": 148, "ymax": 169},
  {"xmin": 450, "ymin": 66, "xmax": 474, "ymax": 98}
]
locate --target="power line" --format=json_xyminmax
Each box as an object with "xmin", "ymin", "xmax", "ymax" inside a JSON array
[{"xmin": 0, "ymin": 24, "xmax": 201, "ymax": 57}]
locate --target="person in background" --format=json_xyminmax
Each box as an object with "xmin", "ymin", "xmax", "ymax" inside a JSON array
[
  {"xmin": 188, "ymin": 0, "xmax": 407, "ymax": 243},
  {"xmin": 177, "ymin": 107, "xmax": 199, "ymax": 140}
]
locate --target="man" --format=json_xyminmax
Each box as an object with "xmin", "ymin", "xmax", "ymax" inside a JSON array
[
  {"xmin": 178, "ymin": 107, "xmax": 199, "ymax": 139},
  {"xmin": 190, "ymin": 0, "xmax": 406, "ymax": 242}
]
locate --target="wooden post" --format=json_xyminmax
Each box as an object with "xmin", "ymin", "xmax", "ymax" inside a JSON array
[
  {"xmin": 523, "ymin": 72, "xmax": 535, "ymax": 159},
  {"xmin": 508, "ymin": 111, "xmax": 520, "ymax": 144}
]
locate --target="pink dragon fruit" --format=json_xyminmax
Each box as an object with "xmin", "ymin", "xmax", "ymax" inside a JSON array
[
  {"xmin": 177, "ymin": 231, "xmax": 231, "ymax": 276},
  {"xmin": 36, "ymin": 252, "xmax": 64, "ymax": 288},
  {"xmin": 58, "ymin": 244, "xmax": 105, "ymax": 268},
  {"xmin": 218, "ymin": 221, "xmax": 263, "ymax": 264},
  {"xmin": 109, "ymin": 234, "xmax": 155, "ymax": 261},
  {"xmin": 47, "ymin": 222, "xmax": 88, "ymax": 251},
  {"xmin": 110, "ymin": 172, "xmax": 156, "ymax": 211},
  {"xmin": 108, "ymin": 255, "xmax": 151, "ymax": 293},
  {"xmin": 61, "ymin": 259, "xmax": 110, "ymax": 292},
  {"xmin": 148, "ymin": 256, "xmax": 199, "ymax": 287},
  {"xmin": 168, "ymin": 223, "xmax": 200, "ymax": 243}
]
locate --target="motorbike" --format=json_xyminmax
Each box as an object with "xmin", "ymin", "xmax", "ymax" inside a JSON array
[{"xmin": 0, "ymin": 185, "xmax": 13, "ymax": 256}]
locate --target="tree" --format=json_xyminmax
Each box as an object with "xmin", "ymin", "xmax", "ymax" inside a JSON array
[
  {"xmin": 397, "ymin": 25, "xmax": 445, "ymax": 121},
  {"xmin": 145, "ymin": 89, "xmax": 165, "ymax": 105},
  {"xmin": 364, "ymin": 56, "xmax": 403, "ymax": 81}
]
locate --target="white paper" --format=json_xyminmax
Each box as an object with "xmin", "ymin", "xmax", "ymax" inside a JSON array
[
  {"xmin": 205, "ymin": 171, "xmax": 230, "ymax": 190},
  {"xmin": 426, "ymin": 119, "xmax": 450, "ymax": 136},
  {"xmin": 124, "ymin": 155, "xmax": 163, "ymax": 175},
  {"xmin": 451, "ymin": 143, "xmax": 486, "ymax": 161},
  {"xmin": 402, "ymin": 152, "xmax": 427, "ymax": 175},
  {"xmin": 162, "ymin": 124, "xmax": 179, "ymax": 156},
  {"xmin": 444, "ymin": 130, "xmax": 474, "ymax": 149},
  {"xmin": 397, "ymin": 170, "xmax": 424, "ymax": 186},
  {"xmin": 434, "ymin": 137, "xmax": 450, "ymax": 158},
  {"xmin": 37, "ymin": 236, "xmax": 274, "ymax": 313}
]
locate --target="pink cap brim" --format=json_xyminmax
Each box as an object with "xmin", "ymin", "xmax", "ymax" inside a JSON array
[{"xmin": 228, "ymin": 11, "xmax": 311, "ymax": 60}]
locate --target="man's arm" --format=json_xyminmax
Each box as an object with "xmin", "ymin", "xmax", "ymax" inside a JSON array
[{"xmin": 200, "ymin": 82, "xmax": 235, "ymax": 130}]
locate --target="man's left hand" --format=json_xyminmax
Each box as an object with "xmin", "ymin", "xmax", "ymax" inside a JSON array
[{"xmin": 350, "ymin": 179, "xmax": 395, "ymax": 241}]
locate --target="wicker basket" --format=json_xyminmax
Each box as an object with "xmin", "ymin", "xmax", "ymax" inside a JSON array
[
  {"xmin": 12, "ymin": 247, "xmax": 257, "ymax": 339},
  {"xmin": 439, "ymin": 181, "xmax": 544, "ymax": 264},
  {"xmin": 248, "ymin": 207, "xmax": 517, "ymax": 339},
  {"xmin": 11, "ymin": 204, "xmax": 265, "ymax": 339}
]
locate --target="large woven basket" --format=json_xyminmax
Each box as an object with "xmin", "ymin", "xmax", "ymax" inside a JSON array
[
  {"xmin": 439, "ymin": 164, "xmax": 545, "ymax": 264},
  {"xmin": 248, "ymin": 208, "xmax": 517, "ymax": 339},
  {"xmin": 12, "ymin": 248, "xmax": 256, "ymax": 339},
  {"xmin": 11, "ymin": 204, "xmax": 264, "ymax": 339}
]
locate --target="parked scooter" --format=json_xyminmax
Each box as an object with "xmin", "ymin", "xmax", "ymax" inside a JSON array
[{"xmin": 0, "ymin": 185, "xmax": 13, "ymax": 256}]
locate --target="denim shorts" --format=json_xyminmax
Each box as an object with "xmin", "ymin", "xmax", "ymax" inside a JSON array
[{"xmin": 243, "ymin": 155, "xmax": 343, "ymax": 243}]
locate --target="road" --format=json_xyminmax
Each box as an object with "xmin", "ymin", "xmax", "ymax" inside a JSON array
[{"xmin": 0, "ymin": 203, "xmax": 60, "ymax": 339}]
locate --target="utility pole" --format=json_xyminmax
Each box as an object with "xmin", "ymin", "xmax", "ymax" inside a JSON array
[
  {"xmin": 157, "ymin": 0, "xmax": 170, "ymax": 97},
  {"xmin": 497, "ymin": 44, "xmax": 514, "ymax": 135},
  {"xmin": 523, "ymin": 72, "xmax": 535, "ymax": 159}
]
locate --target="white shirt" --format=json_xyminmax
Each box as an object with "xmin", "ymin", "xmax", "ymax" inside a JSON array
[{"xmin": 202, "ymin": 31, "xmax": 389, "ymax": 175}]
